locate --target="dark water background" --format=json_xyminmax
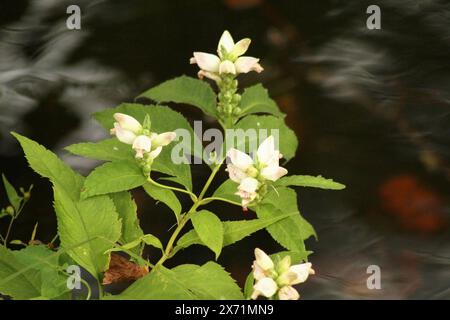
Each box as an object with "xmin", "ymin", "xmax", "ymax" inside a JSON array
[{"xmin": 1, "ymin": 0, "xmax": 449, "ymax": 299}]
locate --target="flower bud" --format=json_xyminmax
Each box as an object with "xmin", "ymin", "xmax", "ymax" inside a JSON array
[
  {"xmin": 278, "ymin": 286, "xmax": 300, "ymax": 300},
  {"xmin": 254, "ymin": 248, "xmax": 274, "ymax": 271},
  {"xmin": 277, "ymin": 256, "xmax": 291, "ymax": 274},
  {"xmin": 113, "ymin": 113, "xmax": 142, "ymax": 133}
]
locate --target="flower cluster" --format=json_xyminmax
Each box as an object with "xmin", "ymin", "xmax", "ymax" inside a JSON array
[
  {"xmin": 190, "ymin": 30, "xmax": 263, "ymax": 82},
  {"xmin": 226, "ymin": 136, "xmax": 288, "ymax": 209},
  {"xmin": 251, "ymin": 248, "xmax": 315, "ymax": 300},
  {"xmin": 111, "ymin": 113, "xmax": 176, "ymax": 169}
]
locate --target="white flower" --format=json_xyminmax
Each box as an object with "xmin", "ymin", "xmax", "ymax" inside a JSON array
[
  {"xmin": 151, "ymin": 132, "xmax": 177, "ymax": 147},
  {"xmin": 111, "ymin": 113, "xmax": 143, "ymax": 144},
  {"xmin": 278, "ymin": 262, "xmax": 315, "ymax": 286},
  {"xmin": 132, "ymin": 135, "xmax": 152, "ymax": 159},
  {"xmin": 226, "ymin": 136, "xmax": 288, "ymax": 207},
  {"xmin": 190, "ymin": 30, "xmax": 263, "ymax": 81},
  {"xmin": 278, "ymin": 286, "xmax": 300, "ymax": 300},
  {"xmin": 254, "ymin": 248, "xmax": 274, "ymax": 271},
  {"xmin": 251, "ymin": 277, "xmax": 278, "ymax": 300}
]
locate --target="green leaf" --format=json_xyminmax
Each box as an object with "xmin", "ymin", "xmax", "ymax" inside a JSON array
[
  {"xmin": 54, "ymin": 185, "xmax": 121, "ymax": 279},
  {"xmin": 13, "ymin": 245, "xmax": 70, "ymax": 299},
  {"xmin": 275, "ymin": 175, "xmax": 346, "ymax": 190},
  {"xmin": 12, "ymin": 132, "xmax": 83, "ymax": 200},
  {"xmin": 239, "ymin": 84, "xmax": 285, "ymax": 118},
  {"xmin": 65, "ymin": 138, "xmax": 134, "ymax": 162},
  {"xmin": 255, "ymin": 187, "xmax": 316, "ymax": 255},
  {"xmin": 212, "ymin": 179, "xmax": 241, "ymax": 204},
  {"xmin": 243, "ymin": 272, "xmax": 254, "ymax": 299},
  {"xmin": 228, "ymin": 115, "xmax": 298, "ymax": 161},
  {"xmin": 141, "ymin": 234, "xmax": 163, "ymax": 250},
  {"xmin": 93, "ymin": 104, "xmax": 195, "ymax": 190},
  {"xmin": 138, "ymin": 76, "xmax": 217, "ymax": 118},
  {"xmin": 143, "ymin": 183, "xmax": 181, "ymax": 221},
  {"xmin": 110, "ymin": 192, "xmax": 144, "ymax": 254},
  {"xmin": 110, "ymin": 262, "xmax": 243, "ymax": 300},
  {"xmin": 191, "ymin": 210, "xmax": 223, "ymax": 259},
  {"xmin": 81, "ymin": 160, "xmax": 147, "ymax": 199},
  {"xmin": 1, "ymin": 174, "xmax": 22, "ymax": 212},
  {"xmin": 175, "ymin": 212, "xmax": 298, "ymax": 253},
  {"xmin": 107, "ymin": 234, "xmax": 162, "ymax": 253},
  {"xmin": 0, "ymin": 246, "xmax": 41, "ymax": 299}
]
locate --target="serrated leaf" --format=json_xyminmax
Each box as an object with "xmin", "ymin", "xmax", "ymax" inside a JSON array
[
  {"xmin": 13, "ymin": 245, "xmax": 70, "ymax": 299},
  {"xmin": 110, "ymin": 192, "xmax": 144, "ymax": 254},
  {"xmin": 191, "ymin": 210, "xmax": 223, "ymax": 259},
  {"xmin": 255, "ymin": 187, "xmax": 316, "ymax": 255},
  {"xmin": 13, "ymin": 133, "xmax": 122, "ymax": 279},
  {"xmin": 143, "ymin": 183, "xmax": 181, "ymax": 221},
  {"xmin": 110, "ymin": 262, "xmax": 243, "ymax": 300},
  {"xmin": 0, "ymin": 246, "xmax": 41, "ymax": 299},
  {"xmin": 1, "ymin": 174, "xmax": 22, "ymax": 213},
  {"xmin": 239, "ymin": 84, "xmax": 285, "ymax": 118},
  {"xmin": 275, "ymin": 175, "xmax": 346, "ymax": 190},
  {"xmin": 228, "ymin": 115, "xmax": 298, "ymax": 161},
  {"xmin": 54, "ymin": 185, "xmax": 121, "ymax": 279},
  {"xmin": 65, "ymin": 138, "xmax": 134, "ymax": 162},
  {"xmin": 138, "ymin": 76, "xmax": 218, "ymax": 118},
  {"xmin": 82, "ymin": 160, "xmax": 147, "ymax": 199},
  {"xmin": 141, "ymin": 234, "xmax": 163, "ymax": 250},
  {"xmin": 175, "ymin": 212, "xmax": 297, "ymax": 254}
]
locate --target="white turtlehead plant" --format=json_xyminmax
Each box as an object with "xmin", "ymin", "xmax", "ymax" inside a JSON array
[
  {"xmin": 251, "ymin": 248, "xmax": 315, "ymax": 300},
  {"xmin": 190, "ymin": 30, "xmax": 263, "ymax": 82},
  {"xmin": 226, "ymin": 136, "xmax": 288, "ymax": 209},
  {"xmin": 111, "ymin": 113, "xmax": 176, "ymax": 161}
]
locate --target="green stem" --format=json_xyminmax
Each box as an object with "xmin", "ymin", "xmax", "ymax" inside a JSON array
[
  {"xmin": 155, "ymin": 163, "xmax": 223, "ymax": 267},
  {"xmin": 200, "ymin": 196, "xmax": 241, "ymax": 207},
  {"xmin": 147, "ymin": 177, "xmax": 197, "ymax": 202},
  {"xmin": 3, "ymin": 216, "xmax": 15, "ymax": 247}
]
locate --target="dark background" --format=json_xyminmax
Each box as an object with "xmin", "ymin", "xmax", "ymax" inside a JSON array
[{"xmin": 1, "ymin": 0, "xmax": 449, "ymax": 299}]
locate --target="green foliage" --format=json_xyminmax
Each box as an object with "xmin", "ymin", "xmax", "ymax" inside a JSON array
[
  {"xmin": 12, "ymin": 133, "xmax": 121, "ymax": 279},
  {"xmin": 275, "ymin": 175, "xmax": 346, "ymax": 190},
  {"xmin": 239, "ymin": 84, "xmax": 285, "ymax": 118},
  {"xmin": 82, "ymin": 160, "xmax": 147, "ymax": 199},
  {"xmin": 191, "ymin": 210, "xmax": 223, "ymax": 259},
  {"xmin": 255, "ymin": 187, "xmax": 316, "ymax": 256},
  {"xmin": 229, "ymin": 115, "xmax": 298, "ymax": 161},
  {"xmin": 65, "ymin": 138, "xmax": 134, "ymax": 162},
  {"xmin": 110, "ymin": 192, "xmax": 144, "ymax": 254},
  {"xmin": 138, "ymin": 76, "xmax": 218, "ymax": 118},
  {"xmin": 143, "ymin": 183, "xmax": 182, "ymax": 221},
  {"xmin": 107, "ymin": 234, "xmax": 163, "ymax": 254},
  {"xmin": 212, "ymin": 180, "xmax": 241, "ymax": 204},
  {"xmin": 111, "ymin": 262, "xmax": 243, "ymax": 300},
  {"xmin": 176, "ymin": 212, "xmax": 298, "ymax": 254},
  {"xmin": 2, "ymin": 174, "xmax": 22, "ymax": 213}
]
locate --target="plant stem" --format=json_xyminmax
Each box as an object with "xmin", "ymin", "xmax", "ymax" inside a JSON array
[
  {"xmin": 155, "ymin": 163, "xmax": 223, "ymax": 267},
  {"xmin": 147, "ymin": 177, "xmax": 197, "ymax": 202},
  {"xmin": 199, "ymin": 196, "xmax": 241, "ymax": 207}
]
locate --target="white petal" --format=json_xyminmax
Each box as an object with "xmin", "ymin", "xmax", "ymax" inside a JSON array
[
  {"xmin": 235, "ymin": 56, "xmax": 263, "ymax": 73},
  {"xmin": 132, "ymin": 135, "xmax": 152, "ymax": 157},
  {"xmin": 113, "ymin": 123, "xmax": 137, "ymax": 145},
  {"xmin": 219, "ymin": 60, "xmax": 236, "ymax": 74},
  {"xmin": 252, "ymin": 261, "xmax": 267, "ymax": 281},
  {"xmin": 254, "ymin": 248, "xmax": 274, "ymax": 271},
  {"xmin": 260, "ymin": 165, "xmax": 288, "ymax": 181},
  {"xmin": 252, "ymin": 277, "xmax": 278, "ymax": 299},
  {"xmin": 226, "ymin": 164, "xmax": 247, "ymax": 183},
  {"xmin": 278, "ymin": 286, "xmax": 300, "ymax": 300},
  {"xmin": 197, "ymin": 70, "xmax": 221, "ymax": 82},
  {"xmin": 239, "ymin": 177, "xmax": 259, "ymax": 193},
  {"xmin": 257, "ymin": 136, "xmax": 276, "ymax": 165},
  {"xmin": 231, "ymin": 38, "xmax": 251, "ymax": 57},
  {"xmin": 189, "ymin": 57, "xmax": 197, "ymax": 64},
  {"xmin": 217, "ymin": 30, "xmax": 235, "ymax": 55},
  {"xmin": 288, "ymin": 262, "xmax": 314, "ymax": 285},
  {"xmin": 113, "ymin": 113, "xmax": 142, "ymax": 133},
  {"xmin": 152, "ymin": 132, "xmax": 177, "ymax": 147},
  {"xmin": 193, "ymin": 52, "xmax": 221, "ymax": 72},
  {"xmin": 227, "ymin": 148, "xmax": 253, "ymax": 170},
  {"xmin": 148, "ymin": 146, "xmax": 162, "ymax": 160}
]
